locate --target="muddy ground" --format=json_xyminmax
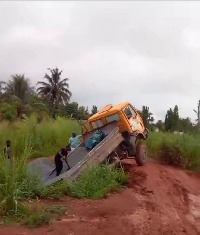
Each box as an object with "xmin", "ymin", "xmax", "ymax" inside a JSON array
[{"xmin": 0, "ymin": 159, "xmax": 200, "ymax": 235}]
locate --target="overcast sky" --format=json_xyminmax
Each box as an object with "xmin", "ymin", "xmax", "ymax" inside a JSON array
[{"xmin": 0, "ymin": 1, "xmax": 200, "ymax": 122}]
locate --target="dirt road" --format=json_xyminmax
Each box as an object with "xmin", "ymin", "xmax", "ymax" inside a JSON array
[{"xmin": 0, "ymin": 159, "xmax": 200, "ymax": 235}]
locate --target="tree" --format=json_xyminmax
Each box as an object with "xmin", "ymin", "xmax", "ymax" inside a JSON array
[
  {"xmin": 179, "ymin": 118, "xmax": 193, "ymax": 132},
  {"xmin": 1, "ymin": 74, "xmax": 34, "ymax": 105},
  {"xmin": 0, "ymin": 81, "xmax": 4, "ymax": 95},
  {"xmin": 164, "ymin": 105, "xmax": 180, "ymax": 131},
  {"xmin": 173, "ymin": 105, "xmax": 179, "ymax": 129},
  {"xmin": 37, "ymin": 67, "xmax": 72, "ymax": 119},
  {"xmin": 91, "ymin": 105, "xmax": 98, "ymax": 115},
  {"xmin": 65, "ymin": 102, "xmax": 79, "ymax": 119},
  {"xmin": 155, "ymin": 120, "xmax": 165, "ymax": 131},
  {"xmin": 0, "ymin": 74, "xmax": 34, "ymax": 118},
  {"xmin": 78, "ymin": 106, "xmax": 89, "ymax": 120},
  {"xmin": 139, "ymin": 106, "xmax": 154, "ymax": 128},
  {"xmin": 193, "ymin": 100, "xmax": 200, "ymax": 124}
]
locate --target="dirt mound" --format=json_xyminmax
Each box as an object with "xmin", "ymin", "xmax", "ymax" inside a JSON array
[{"xmin": 0, "ymin": 159, "xmax": 200, "ymax": 235}]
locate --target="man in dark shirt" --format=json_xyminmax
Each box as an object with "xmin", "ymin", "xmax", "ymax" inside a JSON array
[
  {"xmin": 50, "ymin": 146, "xmax": 71, "ymax": 176},
  {"xmin": 4, "ymin": 140, "xmax": 12, "ymax": 164}
]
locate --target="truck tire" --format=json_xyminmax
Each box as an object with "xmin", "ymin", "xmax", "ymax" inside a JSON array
[
  {"xmin": 135, "ymin": 143, "xmax": 147, "ymax": 166},
  {"xmin": 128, "ymin": 136, "xmax": 136, "ymax": 156}
]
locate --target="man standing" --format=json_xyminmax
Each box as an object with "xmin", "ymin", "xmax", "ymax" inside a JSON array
[
  {"xmin": 54, "ymin": 147, "xmax": 70, "ymax": 176},
  {"xmin": 68, "ymin": 132, "xmax": 82, "ymax": 151},
  {"xmin": 4, "ymin": 140, "xmax": 12, "ymax": 164}
]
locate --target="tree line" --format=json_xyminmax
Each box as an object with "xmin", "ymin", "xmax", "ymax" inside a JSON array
[
  {"xmin": 0, "ymin": 67, "xmax": 199, "ymax": 132},
  {"xmin": 0, "ymin": 68, "xmax": 99, "ymax": 121},
  {"xmin": 139, "ymin": 104, "xmax": 200, "ymax": 133}
]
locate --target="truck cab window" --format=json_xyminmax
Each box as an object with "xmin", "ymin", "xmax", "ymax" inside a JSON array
[{"xmin": 124, "ymin": 105, "xmax": 137, "ymax": 119}]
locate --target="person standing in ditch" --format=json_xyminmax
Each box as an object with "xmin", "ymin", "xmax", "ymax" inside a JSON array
[
  {"xmin": 68, "ymin": 132, "xmax": 82, "ymax": 151},
  {"xmin": 3, "ymin": 140, "xmax": 12, "ymax": 164}
]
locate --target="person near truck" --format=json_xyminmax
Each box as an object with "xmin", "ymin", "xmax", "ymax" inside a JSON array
[
  {"xmin": 51, "ymin": 147, "xmax": 71, "ymax": 176},
  {"xmin": 3, "ymin": 140, "xmax": 12, "ymax": 164},
  {"xmin": 68, "ymin": 132, "xmax": 82, "ymax": 151}
]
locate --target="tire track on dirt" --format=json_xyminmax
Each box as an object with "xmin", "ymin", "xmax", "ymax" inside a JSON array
[{"xmin": 158, "ymin": 166, "xmax": 200, "ymax": 235}]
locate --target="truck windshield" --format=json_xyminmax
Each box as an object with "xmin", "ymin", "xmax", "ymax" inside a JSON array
[{"xmin": 124, "ymin": 105, "xmax": 137, "ymax": 119}]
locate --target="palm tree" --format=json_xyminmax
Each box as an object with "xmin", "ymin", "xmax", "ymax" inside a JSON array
[
  {"xmin": 37, "ymin": 67, "xmax": 72, "ymax": 119},
  {"xmin": 0, "ymin": 74, "xmax": 34, "ymax": 118},
  {"xmin": 1, "ymin": 74, "xmax": 34, "ymax": 104},
  {"xmin": 193, "ymin": 100, "xmax": 200, "ymax": 124}
]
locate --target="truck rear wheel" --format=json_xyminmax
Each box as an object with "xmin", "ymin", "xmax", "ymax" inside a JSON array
[{"xmin": 135, "ymin": 143, "xmax": 147, "ymax": 166}]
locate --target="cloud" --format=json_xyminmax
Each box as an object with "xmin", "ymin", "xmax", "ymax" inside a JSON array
[{"xmin": 0, "ymin": 1, "xmax": 200, "ymax": 122}]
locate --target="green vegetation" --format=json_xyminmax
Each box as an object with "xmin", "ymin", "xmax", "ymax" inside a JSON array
[
  {"xmin": 0, "ymin": 115, "xmax": 81, "ymax": 159},
  {"xmin": 23, "ymin": 205, "xmax": 67, "ymax": 228},
  {"xmin": 146, "ymin": 132, "xmax": 200, "ymax": 171},
  {"xmin": 0, "ymin": 134, "xmax": 127, "ymax": 227},
  {"xmin": 0, "ymin": 69, "xmax": 94, "ymax": 121},
  {"xmin": 66, "ymin": 165, "xmax": 128, "ymax": 199}
]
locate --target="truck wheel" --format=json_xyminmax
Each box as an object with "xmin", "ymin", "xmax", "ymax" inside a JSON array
[
  {"xmin": 135, "ymin": 143, "xmax": 147, "ymax": 166},
  {"xmin": 127, "ymin": 136, "xmax": 136, "ymax": 156}
]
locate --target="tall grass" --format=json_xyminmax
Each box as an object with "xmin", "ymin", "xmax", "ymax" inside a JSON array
[
  {"xmin": 0, "ymin": 114, "xmax": 81, "ymax": 158},
  {"xmin": 146, "ymin": 132, "xmax": 200, "ymax": 170},
  {"xmin": 0, "ymin": 137, "xmax": 37, "ymax": 217},
  {"xmin": 65, "ymin": 164, "xmax": 128, "ymax": 199}
]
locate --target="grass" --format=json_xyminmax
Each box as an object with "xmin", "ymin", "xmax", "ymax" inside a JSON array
[
  {"xmin": 65, "ymin": 164, "xmax": 129, "ymax": 199},
  {"xmin": 0, "ymin": 140, "xmax": 128, "ymax": 227},
  {"xmin": 0, "ymin": 114, "xmax": 81, "ymax": 159},
  {"xmin": 1, "ymin": 115, "xmax": 199, "ymax": 227},
  {"xmin": 146, "ymin": 131, "xmax": 200, "ymax": 170},
  {"xmin": 23, "ymin": 204, "xmax": 67, "ymax": 228},
  {"xmin": 35, "ymin": 164, "xmax": 128, "ymax": 200}
]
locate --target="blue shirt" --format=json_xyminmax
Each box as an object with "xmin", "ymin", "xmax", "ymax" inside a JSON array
[{"xmin": 69, "ymin": 135, "xmax": 82, "ymax": 148}]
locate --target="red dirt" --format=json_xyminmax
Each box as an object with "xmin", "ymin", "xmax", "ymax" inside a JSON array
[{"xmin": 0, "ymin": 159, "xmax": 200, "ymax": 235}]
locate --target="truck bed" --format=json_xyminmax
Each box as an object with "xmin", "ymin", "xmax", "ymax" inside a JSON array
[{"xmin": 28, "ymin": 122, "xmax": 123, "ymax": 186}]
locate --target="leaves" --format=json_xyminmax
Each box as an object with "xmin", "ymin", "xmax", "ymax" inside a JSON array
[{"xmin": 36, "ymin": 67, "xmax": 72, "ymax": 118}]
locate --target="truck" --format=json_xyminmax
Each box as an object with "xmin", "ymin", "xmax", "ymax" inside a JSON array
[
  {"xmin": 29, "ymin": 101, "xmax": 149, "ymax": 186},
  {"xmin": 83, "ymin": 101, "xmax": 149, "ymax": 166}
]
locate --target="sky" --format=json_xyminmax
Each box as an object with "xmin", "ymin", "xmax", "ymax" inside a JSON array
[{"xmin": 0, "ymin": 1, "xmax": 200, "ymax": 122}]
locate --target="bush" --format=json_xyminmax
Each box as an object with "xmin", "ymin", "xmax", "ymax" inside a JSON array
[
  {"xmin": 146, "ymin": 132, "xmax": 200, "ymax": 170},
  {"xmin": 65, "ymin": 165, "xmax": 128, "ymax": 199}
]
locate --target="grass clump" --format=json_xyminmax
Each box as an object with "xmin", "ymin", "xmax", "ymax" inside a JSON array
[
  {"xmin": 23, "ymin": 204, "xmax": 67, "ymax": 228},
  {"xmin": 39, "ymin": 180, "xmax": 69, "ymax": 199},
  {"xmin": 66, "ymin": 164, "xmax": 128, "ymax": 199},
  {"xmin": 146, "ymin": 132, "xmax": 200, "ymax": 170}
]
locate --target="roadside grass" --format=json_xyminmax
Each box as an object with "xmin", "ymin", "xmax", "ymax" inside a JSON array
[
  {"xmin": 23, "ymin": 204, "xmax": 67, "ymax": 228},
  {"xmin": 146, "ymin": 132, "xmax": 200, "ymax": 171},
  {"xmin": 65, "ymin": 164, "xmax": 129, "ymax": 199}
]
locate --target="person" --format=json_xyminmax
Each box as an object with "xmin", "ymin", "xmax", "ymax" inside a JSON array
[
  {"xmin": 51, "ymin": 147, "xmax": 71, "ymax": 176},
  {"xmin": 68, "ymin": 132, "xmax": 82, "ymax": 151},
  {"xmin": 3, "ymin": 140, "xmax": 12, "ymax": 164}
]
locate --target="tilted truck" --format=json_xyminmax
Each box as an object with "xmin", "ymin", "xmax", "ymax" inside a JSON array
[
  {"xmin": 84, "ymin": 101, "xmax": 149, "ymax": 166},
  {"xmin": 35, "ymin": 101, "xmax": 149, "ymax": 186}
]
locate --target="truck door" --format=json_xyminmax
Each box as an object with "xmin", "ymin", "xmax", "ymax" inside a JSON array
[{"xmin": 124, "ymin": 105, "xmax": 144, "ymax": 132}]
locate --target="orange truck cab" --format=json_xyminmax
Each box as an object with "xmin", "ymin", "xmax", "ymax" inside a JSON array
[{"xmin": 82, "ymin": 101, "xmax": 149, "ymax": 166}]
